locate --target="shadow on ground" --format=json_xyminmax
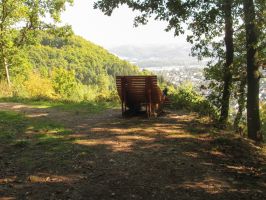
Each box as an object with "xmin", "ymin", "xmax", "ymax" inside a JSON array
[{"xmin": 0, "ymin": 103, "xmax": 265, "ymax": 200}]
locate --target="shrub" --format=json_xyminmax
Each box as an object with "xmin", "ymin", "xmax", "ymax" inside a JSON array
[
  {"xmin": 261, "ymin": 103, "xmax": 266, "ymax": 139},
  {"xmin": 169, "ymin": 82, "xmax": 218, "ymax": 118},
  {"xmin": 51, "ymin": 67, "xmax": 81, "ymax": 100},
  {"xmin": 0, "ymin": 81, "xmax": 13, "ymax": 98},
  {"xmin": 24, "ymin": 72, "xmax": 56, "ymax": 99}
]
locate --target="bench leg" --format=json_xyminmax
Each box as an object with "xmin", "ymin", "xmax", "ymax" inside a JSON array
[
  {"xmin": 146, "ymin": 103, "xmax": 149, "ymax": 118},
  {"xmin": 122, "ymin": 101, "xmax": 125, "ymax": 117}
]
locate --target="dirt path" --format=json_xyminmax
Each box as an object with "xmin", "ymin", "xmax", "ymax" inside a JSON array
[{"xmin": 0, "ymin": 102, "xmax": 266, "ymax": 200}]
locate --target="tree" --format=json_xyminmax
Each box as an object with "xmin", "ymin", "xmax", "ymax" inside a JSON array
[
  {"xmin": 0, "ymin": 0, "xmax": 73, "ymax": 86},
  {"xmin": 220, "ymin": 0, "xmax": 234, "ymax": 124},
  {"xmin": 186, "ymin": 1, "xmax": 236, "ymax": 125},
  {"xmin": 243, "ymin": 0, "xmax": 263, "ymax": 141}
]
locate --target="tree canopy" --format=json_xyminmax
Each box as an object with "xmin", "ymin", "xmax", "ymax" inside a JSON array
[{"xmin": 0, "ymin": 0, "xmax": 73, "ymax": 85}]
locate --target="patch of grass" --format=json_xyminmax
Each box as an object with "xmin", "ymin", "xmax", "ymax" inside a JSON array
[
  {"xmin": 29, "ymin": 118, "xmax": 68, "ymax": 132},
  {"xmin": 0, "ymin": 110, "xmax": 78, "ymax": 171},
  {"xmin": 0, "ymin": 111, "xmax": 26, "ymax": 141},
  {"xmin": 0, "ymin": 97, "xmax": 118, "ymax": 114},
  {"xmin": 50, "ymin": 101, "xmax": 118, "ymax": 114},
  {"xmin": 0, "ymin": 111, "xmax": 72, "ymax": 146}
]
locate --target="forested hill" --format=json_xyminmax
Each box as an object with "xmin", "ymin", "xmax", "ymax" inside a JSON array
[
  {"xmin": 28, "ymin": 33, "xmax": 141, "ymax": 81},
  {"xmin": 9, "ymin": 33, "xmax": 143, "ymax": 101}
]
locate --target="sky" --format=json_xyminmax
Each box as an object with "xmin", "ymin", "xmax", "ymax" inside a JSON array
[{"xmin": 61, "ymin": 1, "xmax": 188, "ymax": 49}]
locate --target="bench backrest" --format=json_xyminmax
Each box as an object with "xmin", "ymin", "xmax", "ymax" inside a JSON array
[{"xmin": 116, "ymin": 76, "xmax": 163, "ymax": 106}]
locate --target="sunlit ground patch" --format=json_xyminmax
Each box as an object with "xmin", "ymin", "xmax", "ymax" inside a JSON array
[
  {"xmin": 27, "ymin": 173, "xmax": 80, "ymax": 183},
  {"xmin": 178, "ymin": 177, "xmax": 231, "ymax": 194},
  {"xmin": 183, "ymin": 151, "xmax": 199, "ymax": 158},
  {"xmin": 74, "ymin": 139, "xmax": 134, "ymax": 152}
]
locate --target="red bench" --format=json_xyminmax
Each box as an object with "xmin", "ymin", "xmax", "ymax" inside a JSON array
[{"xmin": 116, "ymin": 76, "xmax": 169, "ymax": 117}]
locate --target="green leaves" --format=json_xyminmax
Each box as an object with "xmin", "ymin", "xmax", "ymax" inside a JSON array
[
  {"xmin": 169, "ymin": 82, "xmax": 218, "ymax": 117},
  {"xmin": 4, "ymin": 32, "xmax": 141, "ymax": 101},
  {"xmin": 0, "ymin": 0, "xmax": 73, "ymax": 85}
]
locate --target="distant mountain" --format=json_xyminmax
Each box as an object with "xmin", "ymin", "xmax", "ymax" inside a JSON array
[{"xmin": 109, "ymin": 43, "xmax": 206, "ymax": 68}]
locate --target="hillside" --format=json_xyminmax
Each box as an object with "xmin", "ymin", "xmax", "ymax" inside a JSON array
[
  {"xmin": 5, "ymin": 33, "xmax": 143, "ymax": 101},
  {"xmin": 28, "ymin": 33, "xmax": 141, "ymax": 89}
]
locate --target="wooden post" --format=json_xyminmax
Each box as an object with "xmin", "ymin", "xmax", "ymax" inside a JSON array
[
  {"xmin": 149, "ymin": 89, "xmax": 152, "ymax": 118},
  {"xmin": 122, "ymin": 101, "xmax": 124, "ymax": 117},
  {"xmin": 121, "ymin": 77, "xmax": 125, "ymax": 117},
  {"xmin": 145, "ymin": 77, "xmax": 149, "ymax": 117},
  {"xmin": 145, "ymin": 77, "xmax": 152, "ymax": 118},
  {"xmin": 121, "ymin": 77, "xmax": 127, "ymax": 117}
]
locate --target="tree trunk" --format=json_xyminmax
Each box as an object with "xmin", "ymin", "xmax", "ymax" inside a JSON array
[
  {"xmin": 234, "ymin": 76, "xmax": 246, "ymax": 132},
  {"xmin": 243, "ymin": 0, "xmax": 262, "ymax": 141},
  {"xmin": 0, "ymin": 45, "xmax": 11, "ymax": 87},
  {"xmin": 219, "ymin": 0, "xmax": 234, "ymax": 125},
  {"xmin": 3, "ymin": 57, "xmax": 11, "ymax": 86}
]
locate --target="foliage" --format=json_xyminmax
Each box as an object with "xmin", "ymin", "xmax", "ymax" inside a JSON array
[
  {"xmin": 169, "ymin": 83, "xmax": 218, "ymax": 118},
  {"xmin": 24, "ymin": 33, "xmax": 141, "ymax": 101},
  {"xmin": 51, "ymin": 67, "xmax": 81, "ymax": 100},
  {"xmin": 0, "ymin": 0, "xmax": 73, "ymax": 85},
  {"xmin": 0, "ymin": 80, "xmax": 13, "ymax": 97},
  {"xmin": 203, "ymin": 33, "xmax": 247, "ymax": 117},
  {"xmin": 261, "ymin": 103, "xmax": 266, "ymax": 140},
  {"xmin": 0, "ymin": 32, "xmax": 142, "ymax": 102},
  {"xmin": 24, "ymin": 72, "xmax": 56, "ymax": 99}
]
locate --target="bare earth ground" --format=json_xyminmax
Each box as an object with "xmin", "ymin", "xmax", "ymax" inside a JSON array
[{"xmin": 0, "ymin": 102, "xmax": 266, "ymax": 200}]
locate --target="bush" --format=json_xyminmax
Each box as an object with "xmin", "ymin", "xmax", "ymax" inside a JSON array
[
  {"xmin": 0, "ymin": 81, "xmax": 13, "ymax": 98},
  {"xmin": 0, "ymin": 68, "xmax": 118, "ymax": 103},
  {"xmin": 24, "ymin": 72, "xmax": 56, "ymax": 99},
  {"xmin": 51, "ymin": 68, "xmax": 115, "ymax": 102},
  {"xmin": 51, "ymin": 67, "xmax": 82, "ymax": 101},
  {"xmin": 261, "ymin": 103, "xmax": 266, "ymax": 139},
  {"xmin": 169, "ymin": 83, "xmax": 218, "ymax": 118}
]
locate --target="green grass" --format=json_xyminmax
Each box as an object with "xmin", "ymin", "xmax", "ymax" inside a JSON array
[
  {"xmin": 0, "ymin": 110, "xmax": 79, "ymax": 171},
  {"xmin": 0, "ymin": 111, "xmax": 26, "ymax": 141},
  {"xmin": 0, "ymin": 111, "xmax": 72, "ymax": 144},
  {"xmin": 0, "ymin": 97, "xmax": 118, "ymax": 114}
]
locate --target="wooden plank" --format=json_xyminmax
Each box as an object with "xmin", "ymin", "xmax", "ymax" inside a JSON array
[
  {"xmin": 116, "ymin": 75, "xmax": 165, "ymax": 117},
  {"xmin": 122, "ymin": 75, "xmax": 156, "ymax": 77}
]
